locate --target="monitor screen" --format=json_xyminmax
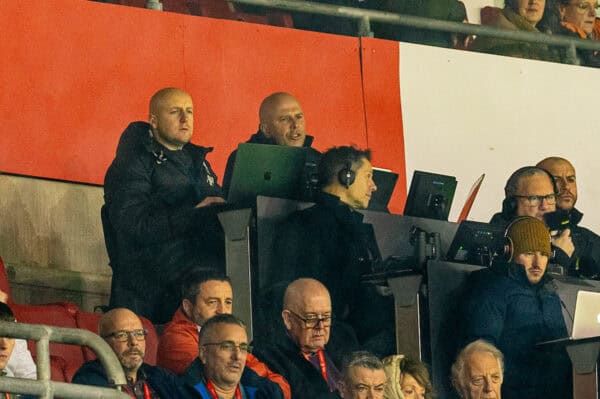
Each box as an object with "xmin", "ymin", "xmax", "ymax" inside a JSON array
[
  {"xmin": 403, "ymin": 171, "xmax": 457, "ymax": 221},
  {"xmin": 446, "ymin": 220, "xmax": 506, "ymax": 266}
]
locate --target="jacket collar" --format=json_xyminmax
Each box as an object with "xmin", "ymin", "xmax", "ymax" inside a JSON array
[
  {"xmin": 247, "ymin": 130, "xmax": 315, "ymax": 148},
  {"xmin": 567, "ymin": 207, "xmax": 584, "ymax": 226}
]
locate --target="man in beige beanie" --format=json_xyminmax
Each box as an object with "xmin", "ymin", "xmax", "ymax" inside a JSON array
[{"xmin": 458, "ymin": 216, "xmax": 571, "ymax": 399}]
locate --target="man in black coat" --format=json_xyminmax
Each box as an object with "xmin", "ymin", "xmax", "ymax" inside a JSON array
[
  {"xmin": 221, "ymin": 92, "xmax": 321, "ymax": 201},
  {"xmin": 269, "ymin": 146, "xmax": 394, "ymax": 355},
  {"xmin": 103, "ymin": 87, "xmax": 226, "ymax": 323},
  {"xmin": 459, "ymin": 217, "xmax": 571, "ymax": 399},
  {"xmin": 254, "ymin": 279, "xmax": 357, "ymax": 399},
  {"xmin": 72, "ymin": 308, "xmax": 180, "ymax": 398},
  {"xmin": 537, "ymin": 156, "xmax": 600, "ymax": 279}
]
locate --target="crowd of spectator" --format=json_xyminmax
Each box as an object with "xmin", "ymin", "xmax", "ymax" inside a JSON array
[
  {"xmin": 0, "ymin": 84, "xmax": 597, "ymax": 398},
  {"xmin": 94, "ymin": 0, "xmax": 600, "ymax": 67}
]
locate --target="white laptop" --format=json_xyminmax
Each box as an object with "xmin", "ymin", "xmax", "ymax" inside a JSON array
[{"xmin": 572, "ymin": 290, "xmax": 600, "ymax": 339}]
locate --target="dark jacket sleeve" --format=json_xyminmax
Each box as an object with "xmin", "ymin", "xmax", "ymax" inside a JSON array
[
  {"xmin": 71, "ymin": 361, "xmax": 109, "ymax": 387},
  {"xmin": 241, "ymin": 366, "xmax": 284, "ymax": 399},
  {"xmin": 105, "ymin": 156, "xmax": 223, "ymax": 246},
  {"xmin": 459, "ymin": 271, "xmax": 506, "ymax": 348},
  {"xmin": 221, "ymin": 149, "xmax": 237, "ymax": 198}
]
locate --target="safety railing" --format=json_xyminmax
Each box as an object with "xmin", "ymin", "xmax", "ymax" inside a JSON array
[
  {"xmin": 0, "ymin": 321, "xmax": 130, "ymax": 399},
  {"xmin": 227, "ymin": 0, "xmax": 600, "ymax": 65}
]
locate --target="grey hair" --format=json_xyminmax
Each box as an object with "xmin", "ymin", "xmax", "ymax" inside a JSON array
[
  {"xmin": 451, "ymin": 340, "xmax": 504, "ymax": 395},
  {"xmin": 504, "ymin": 166, "xmax": 553, "ymax": 197},
  {"xmin": 341, "ymin": 351, "xmax": 384, "ymax": 380}
]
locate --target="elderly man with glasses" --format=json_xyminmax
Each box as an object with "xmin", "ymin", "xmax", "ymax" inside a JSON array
[
  {"xmin": 254, "ymin": 278, "xmax": 360, "ymax": 399},
  {"xmin": 72, "ymin": 308, "xmax": 180, "ymax": 398},
  {"xmin": 178, "ymin": 313, "xmax": 283, "ymax": 399}
]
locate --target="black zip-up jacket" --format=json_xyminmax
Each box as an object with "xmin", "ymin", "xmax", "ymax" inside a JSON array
[{"xmin": 103, "ymin": 122, "xmax": 225, "ymax": 323}]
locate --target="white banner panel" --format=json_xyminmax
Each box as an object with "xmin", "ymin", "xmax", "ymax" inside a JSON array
[{"xmin": 399, "ymin": 42, "xmax": 600, "ymax": 230}]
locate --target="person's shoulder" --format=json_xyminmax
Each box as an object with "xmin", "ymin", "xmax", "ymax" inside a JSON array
[
  {"xmin": 72, "ymin": 359, "xmax": 107, "ymax": 386},
  {"xmin": 144, "ymin": 363, "xmax": 178, "ymax": 380}
]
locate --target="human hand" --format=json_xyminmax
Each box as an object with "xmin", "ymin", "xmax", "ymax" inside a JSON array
[{"xmin": 194, "ymin": 196, "xmax": 225, "ymax": 208}]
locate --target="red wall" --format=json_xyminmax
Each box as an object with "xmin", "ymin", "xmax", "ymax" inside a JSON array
[{"xmin": 0, "ymin": 0, "xmax": 405, "ymax": 212}]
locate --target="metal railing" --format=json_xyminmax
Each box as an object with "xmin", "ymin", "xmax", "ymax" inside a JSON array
[
  {"xmin": 0, "ymin": 321, "xmax": 130, "ymax": 399},
  {"xmin": 228, "ymin": 0, "xmax": 600, "ymax": 65}
]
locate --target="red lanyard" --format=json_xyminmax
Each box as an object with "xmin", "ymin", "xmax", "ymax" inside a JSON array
[
  {"xmin": 303, "ymin": 349, "xmax": 328, "ymax": 382},
  {"xmin": 124, "ymin": 381, "xmax": 151, "ymax": 399},
  {"xmin": 205, "ymin": 380, "xmax": 242, "ymax": 399},
  {"xmin": 142, "ymin": 382, "xmax": 151, "ymax": 399}
]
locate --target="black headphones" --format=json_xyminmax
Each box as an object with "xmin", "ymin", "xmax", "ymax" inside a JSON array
[
  {"xmin": 501, "ymin": 166, "xmax": 558, "ymax": 219},
  {"xmin": 337, "ymin": 162, "xmax": 355, "ymax": 188}
]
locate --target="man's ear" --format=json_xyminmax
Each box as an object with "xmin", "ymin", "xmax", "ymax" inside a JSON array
[
  {"xmin": 259, "ymin": 123, "xmax": 270, "ymax": 137},
  {"xmin": 337, "ymin": 381, "xmax": 346, "ymax": 398},
  {"xmin": 149, "ymin": 114, "xmax": 158, "ymax": 129},
  {"xmin": 282, "ymin": 310, "xmax": 292, "ymax": 330},
  {"xmin": 182, "ymin": 299, "xmax": 193, "ymax": 319},
  {"xmin": 198, "ymin": 344, "xmax": 207, "ymax": 364}
]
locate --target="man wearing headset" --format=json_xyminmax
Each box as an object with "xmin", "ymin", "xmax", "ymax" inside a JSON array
[
  {"xmin": 459, "ymin": 217, "xmax": 571, "ymax": 399},
  {"xmin": 269, "ymin": 146, "xmax": 388, "ymax": 354},
  {"xmin": 489, "ymin": 166, "xmax": 575, "ymax": 276}
]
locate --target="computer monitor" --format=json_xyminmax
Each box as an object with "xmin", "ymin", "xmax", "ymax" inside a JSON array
[
  {"xmin": 367, "ymin": 168, "xmax": 399, "ymax": 212},
  {"xmin": 403, "ymin": 171, "xmax": 457, "ymax": 221},
  {"xmin": 227, "ymin": 143, "xmax": 308, "ymax": 206},
  {"xmin": 446, "ymin": 220, "xmax": 506, "ymax": 266}
]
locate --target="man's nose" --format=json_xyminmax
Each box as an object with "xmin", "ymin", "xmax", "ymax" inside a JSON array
[
  {"xmin": 215, "ymin": 302, "xmax": 224, "ymax": 314},
  {"xmin": 127, "ymin": 333, "xmax": 139, "ymax": 347},
  {"xmin": 483, "ymin": 376, "xmax": 493, "ymax": 392},
  {"xmin": 0, "ymin": 338, "xmax": 9, "ymax": 348},
  {"xmin": 370, "ymin": 178, "xmax": 377, "ymax": 192}
]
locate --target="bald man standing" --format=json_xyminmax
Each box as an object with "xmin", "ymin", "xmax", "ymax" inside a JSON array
[
  {"xmin": 222, "ymin": 92, "xmax": 321, "ymax": 200},
  {"xmin": 537, "ymin": 156, "xmax": 600, "ymax": 279},
  {"xmin": 103, "ymin": 88, "xmax": 226, "ymax": 324}
]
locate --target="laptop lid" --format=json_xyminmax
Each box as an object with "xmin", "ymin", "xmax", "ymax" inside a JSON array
[
  {"xmin": 367, "ymin": 168, "xmax": 399, "ymax": 212},
  {"xmin": 227, "ymin": 143, "xmax": 308, "ymax": 206},
  {"xmin": 572, "ymin": 290, "xmax": 600, "ymax": 339}
]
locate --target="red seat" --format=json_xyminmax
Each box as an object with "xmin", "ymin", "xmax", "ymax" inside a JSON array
[
  {"xmin": 0, "ymin": 257, "xmax": 12, "ymax": 299},
  {"xmin": 11, "ymin": 302, "xmax": 84, "ymax": 382}
]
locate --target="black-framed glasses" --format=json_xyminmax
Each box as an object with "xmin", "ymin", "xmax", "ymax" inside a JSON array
[
  {"xmin": 286, "ymin": 309, "xmax": 333, "ymax": 329},
  {"xmin": 513, "ymin": 194, "xmax": 556, "ymax": 207},
  {"xmin": 102, "ymin": 329, "xmax": 147, "ymax": 342},
  {"xmin": 202, "ymin": 341, "xmax": 252, "ymax": 353}
]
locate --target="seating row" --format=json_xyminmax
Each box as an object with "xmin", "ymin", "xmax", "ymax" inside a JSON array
[
  {"xmin": 0, "ymin": 257, "xmax": 158, "ymax": 382},
  {"xmin": 104, "ymin": 0, "xmax": 294, "ymax": 27}
]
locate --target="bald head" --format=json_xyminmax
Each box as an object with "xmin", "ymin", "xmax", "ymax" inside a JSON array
[
  {"xmin": 149, "ymin": 87, "xmax": 190, "ymax": 115},
  {"xmin": 283, "ymin": 278, "xmax": 330, "ymax": 310},
  {"xmin": 148, "ymin": 87, "xmax": 194, "ymax": 151},
  {"xmin": 258, "ymin": 92, "xmax": 306, "ymax": 147},
  {"xmin": 99, "ymin": 308, "xmax": 146, "ymax": 380},
  {"xmin": 99, "ymin": 308, "xmax": 142, "ymax": 337},
  {"xmin": 537, "ymin": 157, "xmax": 577, "ymax": 210},
  {"xmin": 282, "ymin": 279, "xmax": 332, "ymax": 353}
]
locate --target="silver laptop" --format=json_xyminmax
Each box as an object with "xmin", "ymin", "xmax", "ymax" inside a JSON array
[{"xmin": 572, "ymin": 290, "xmax": 600, "ymax": 339}]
